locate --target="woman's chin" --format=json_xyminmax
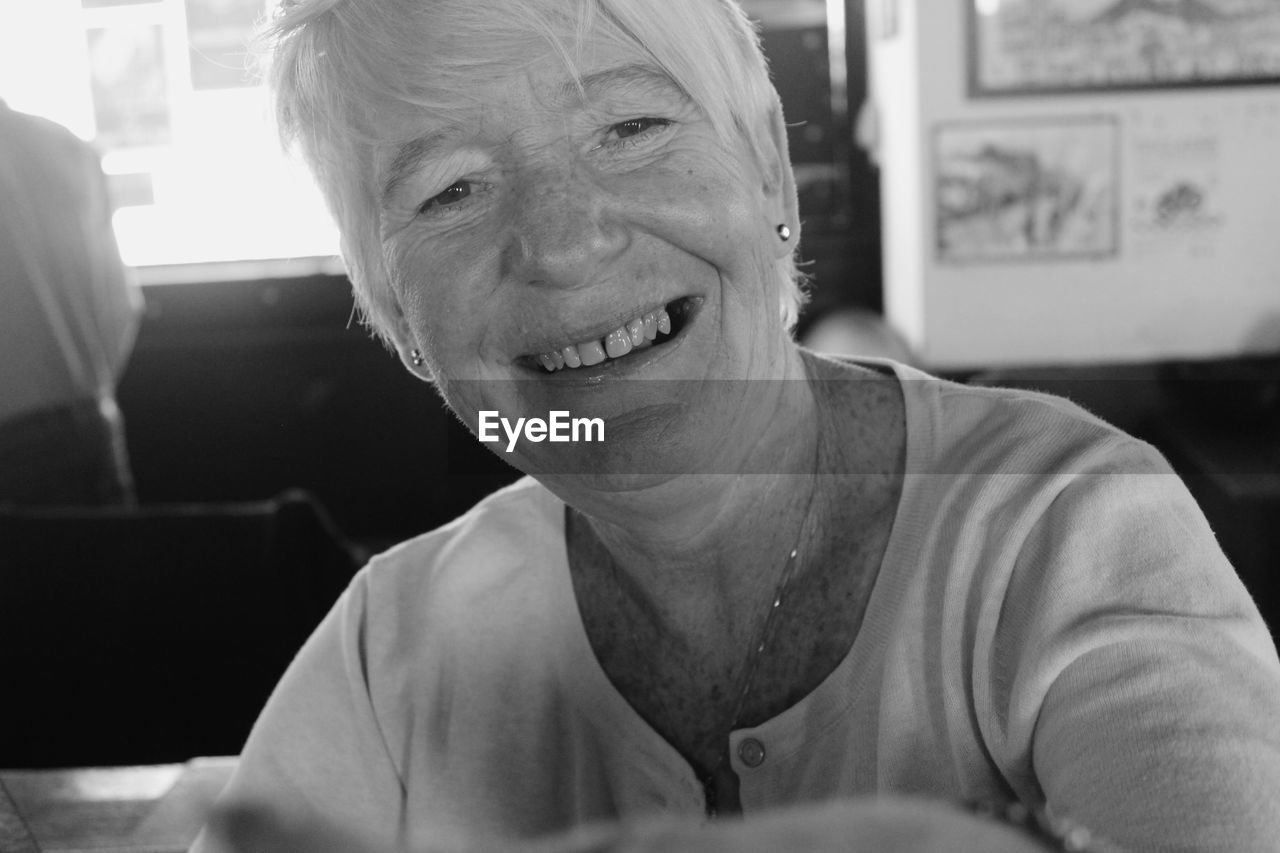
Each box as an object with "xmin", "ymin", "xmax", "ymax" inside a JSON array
[
  {"xmin": 539, "ymin": 470, "xmax": 692, "ymax": 502},
  {"xmin": 512, "ymin": 434, "xmax": 706, "ymax": 481}
]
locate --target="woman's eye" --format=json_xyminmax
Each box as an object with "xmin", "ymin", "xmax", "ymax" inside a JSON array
[
  {"xmin": 419, "ymin": 180, "xmax": 472, "ymax": 215},
  {"xmin": 610, "ymin": 117, "xmax": 670, "ymax": 142}
]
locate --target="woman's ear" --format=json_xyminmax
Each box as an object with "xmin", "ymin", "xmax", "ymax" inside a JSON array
[
  {"xmin": 388, "ymin": 312, "xmax": 436, "ymax": 383},
  {"xmin": 351, "ymin": 242, "xmax": 436, "ymax": 382},
  {"xmin": 753, "ymin": 98, "xmax": 801, "ymax": 257}
]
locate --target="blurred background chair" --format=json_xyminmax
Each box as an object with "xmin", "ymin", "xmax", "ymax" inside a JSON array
[{"xmin": 0, "ymin": 490, "xmax": 361, "ymax": 768}]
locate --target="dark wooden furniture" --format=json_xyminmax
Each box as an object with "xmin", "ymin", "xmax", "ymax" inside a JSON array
[{"xmin": 0, "ymin": 493, "xmax": 360, "ymax": 768}]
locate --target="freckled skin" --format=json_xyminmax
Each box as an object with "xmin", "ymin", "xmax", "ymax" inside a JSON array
[
  {"xmin": 567, "ymin": 358, "xmax": 906, "ymax": 796},
  {"xmin": 378, "ymin": 31, "xmax": 796, "ymax": 485},
  {"xmin": 376, "ymin": 10, "xmax": 908, "ymax": 815},
  {"xmin": 570, "ymin": 496, "xmax": 898, "ymax": 795}
]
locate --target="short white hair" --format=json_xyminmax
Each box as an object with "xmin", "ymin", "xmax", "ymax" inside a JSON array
[{"xmin": 262, "ymin": 0, "xmax": 807, "ymax": 349}]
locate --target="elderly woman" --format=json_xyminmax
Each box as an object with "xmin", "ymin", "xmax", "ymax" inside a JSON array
[{"xmin": 198, "ymin": 0, "xmax": 1280, "ymax": 851}]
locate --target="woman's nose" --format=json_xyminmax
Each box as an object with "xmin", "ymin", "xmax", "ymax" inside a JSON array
[{"xmin": 501, "ymin": 165, "xmax": 629, "ymax": 290}]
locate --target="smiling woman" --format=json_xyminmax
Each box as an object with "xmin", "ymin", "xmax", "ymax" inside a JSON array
[
  {"xmin": 271, "ymin": 0, "xmax": 806, "ymax": 360},
  {"xmin": 356, "ymin": 2, "xmax": 813, "ymax": 487},
  {"xmin": 192, "ymin": 1, "xmax": 1280, "ymax": 852}
]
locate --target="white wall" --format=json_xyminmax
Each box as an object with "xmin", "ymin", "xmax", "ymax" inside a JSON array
[{"xmin": 870, "ymin": 0, "xmax": 1280, "ymax": 369}]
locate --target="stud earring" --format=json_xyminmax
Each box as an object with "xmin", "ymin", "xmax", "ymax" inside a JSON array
[
  {"xmin": 410, "ymin": 349, "xmax": 424, "ymax": 367},
  {"xmin": 777, "ymin": 224, "xmax": 792, "ymax": 241}
]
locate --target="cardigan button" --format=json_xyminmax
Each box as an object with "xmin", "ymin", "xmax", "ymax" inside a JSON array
[{"xmin": 738, "ymin": 737, "xmax": 766, "ymax": 768}]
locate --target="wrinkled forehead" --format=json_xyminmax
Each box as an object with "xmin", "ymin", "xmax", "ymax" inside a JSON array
[
  {"xmin": 355, "ymin": 2, "xmax": 634, "ymax": 123},
  {"xmin": 400, "ymin": 0, "xmax": 724, "ymax": 61},
  {"xmin": 331, "ymin": 0, "xmax": 741, "ymax": 145},
  {"xmin": 408, "ymin": 0, "xmax": 599, "ymax": 78}
]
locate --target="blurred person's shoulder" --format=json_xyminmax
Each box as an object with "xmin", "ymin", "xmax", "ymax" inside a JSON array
[
  {"xmin": 0, "ymin": 101, "xmax": 82, "ymax": 148},
  {"xmin": 0, "ymin": 100, "xmax": 102, "ymax": 191}
]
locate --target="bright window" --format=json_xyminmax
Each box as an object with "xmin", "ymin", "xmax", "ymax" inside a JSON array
[{"xmin": 2, "ymin": 0, "xmax": 341, "ymax": 280}]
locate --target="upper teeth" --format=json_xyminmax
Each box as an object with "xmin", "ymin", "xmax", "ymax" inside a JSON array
[{"xmin": 537, "ymin": 307, "xmax": 672, "ymax": 372}]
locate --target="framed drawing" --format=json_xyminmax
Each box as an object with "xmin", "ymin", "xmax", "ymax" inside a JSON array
[
  {"xmin": 969, "ymin": 0, "xmax": 1280, "ymax": 96},
  {"xmin": 934, "ymin": 116, "xmax": 1119, "ymax": 263},
  {"xmin": 86, "ymin": 24, "xmax": 172, "ymax": 149},
  {"xmin": 873, "ymin": 0, "xmax": 900, "ymax": 40}
]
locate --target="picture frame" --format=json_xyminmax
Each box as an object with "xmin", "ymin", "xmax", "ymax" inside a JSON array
[
  {"xmin": 934, "ymin": 115, "xmax": 1119, "ymax": 263},
  {"xmin": 873, "ymin": 0, "xmax": 900, "ymax": 40},
  {"xmin": 86, "ymin": 24, "xmax": 172, "ymax": 149},
  {"xmin": 968, "ymin": 0, "xmax": 1280, "ymax": 97}
]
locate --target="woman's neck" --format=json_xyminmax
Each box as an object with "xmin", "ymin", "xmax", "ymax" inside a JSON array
[{"xmin": 556, "ymin": 347, "xmax": 828, "ymax": 634}]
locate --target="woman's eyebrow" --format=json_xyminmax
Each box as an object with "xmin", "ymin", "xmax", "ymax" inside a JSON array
[
  {"xmin": 380, "ymin": 130, "xmax": 453, "ymax": 208},
  {"xmin": 563, "ymin": 63, "xmax": 687, "ymax": 104}
]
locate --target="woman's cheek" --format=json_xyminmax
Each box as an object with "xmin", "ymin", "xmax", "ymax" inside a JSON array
[
  {"xmin": 392, "ymin": 237, "xmax": 466, "ymax": 327},
  {"xmin": 384, "ymin": 236, "xmax": 436, "ymax": 317}
]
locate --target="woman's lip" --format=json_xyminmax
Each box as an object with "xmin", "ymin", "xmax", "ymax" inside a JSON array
[
  {"xmin": 517, "ymin": 297, "xmax": 702, "ymax": 381},
  {"xmin": 518, "ymin": 296, "xmax": 694, "ymax": 360}
]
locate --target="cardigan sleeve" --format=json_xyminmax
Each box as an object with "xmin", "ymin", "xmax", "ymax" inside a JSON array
[
  {"xmin": 190, "ymin": 568, "xmax": 407, "ymax": 853},
  {"xmin": 991, "ymin": 443, "xmax": 1280, "ymax": 853}
]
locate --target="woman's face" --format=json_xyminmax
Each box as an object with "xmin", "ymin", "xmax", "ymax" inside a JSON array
[{"xmin": 377, "ymin": 17, "xmax": 795, "ymax": 482}]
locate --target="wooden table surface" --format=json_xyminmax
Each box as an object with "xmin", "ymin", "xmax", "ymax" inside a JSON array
[{"xmin": 0, "ymin": 758, "xmax": 235, "ymax": 853}]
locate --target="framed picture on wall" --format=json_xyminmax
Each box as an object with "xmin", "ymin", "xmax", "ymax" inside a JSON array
[
  {"xmin": 969, "ymin": 0, "xmax": 1280, "ymax": 96},
  {"xmin": 86, "ymin": 24, "xmax": 172, "ymax": 148},
  {"xmin": 934, "ymin": 115, "xmax": 1119, "ymax": 263}
]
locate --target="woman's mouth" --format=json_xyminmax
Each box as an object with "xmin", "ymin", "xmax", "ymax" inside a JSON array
[{"xmin": 525, "ymin": 297, "xmax": 699, "ymax": 374}]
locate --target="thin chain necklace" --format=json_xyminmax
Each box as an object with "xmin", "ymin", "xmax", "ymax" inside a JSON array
[{"xmin": 602, "ymin": 442, "xmax": 822, "ymax": 818}]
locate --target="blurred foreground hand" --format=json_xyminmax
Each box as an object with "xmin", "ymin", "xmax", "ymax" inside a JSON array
[{"xmin": 204, "ymin": 797, "xmax": 1054, "ymax": 853}]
